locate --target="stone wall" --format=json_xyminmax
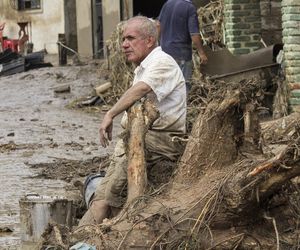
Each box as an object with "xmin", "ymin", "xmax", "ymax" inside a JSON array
[{"xmin": 224, "ymin": 0, "xmax": 262, "ymax": 54}]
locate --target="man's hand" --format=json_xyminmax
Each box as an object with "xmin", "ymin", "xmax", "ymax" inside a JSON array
[
  {"xmin": 199, "ymin": 51, "xmax": 208, "ymax": 65},
  {"xmin": 191, "ymin": 34, "xmax": 208, "ymax": 65},
  {"xmin": 99, "ymin": 112, "xmax": 113, "ymax": 148}
]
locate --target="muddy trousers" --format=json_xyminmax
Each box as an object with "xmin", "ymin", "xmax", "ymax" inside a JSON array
[{"xmin": 79, "ymin": 130, "xmax": 185, "ymax": 225}]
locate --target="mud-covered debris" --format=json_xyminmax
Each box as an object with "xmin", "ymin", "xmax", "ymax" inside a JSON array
[
  {"xmin": 198, "ymin": 0, "xmax": 224, "ymax": 48},
  {"xmin": 37, "ymin": 223, "xmax": 72, "ymax": 249},
  {"xmin": 0, "ymin": 141, "xmax": 17, "ymax": 152},
  {"xmin": 0, "ymin": 227, "xmax": 14, "ymax": 233},
  {"xmin": 27, "ymin": 156, "xmax": 109, "ymax": 182},
  {"xmin": 95, "ymin": 82, "xmax": 112, "ymax": 96},
  {"xmin": 53, "ymin": 84, "xmax": 71, "ymax": 93},
  {"xmin": 77, "ymin": 96, "xmax": 103, "ymax": 107}
]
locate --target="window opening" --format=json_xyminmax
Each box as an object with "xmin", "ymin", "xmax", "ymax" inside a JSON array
[{"xmin": 18, "ymin": 0, "xmax": 41, "ymax": 10}]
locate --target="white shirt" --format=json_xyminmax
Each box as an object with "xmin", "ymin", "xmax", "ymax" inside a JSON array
[{"xmin": 133, "ymin": 47, "xmax": 186, "ymax": 133}]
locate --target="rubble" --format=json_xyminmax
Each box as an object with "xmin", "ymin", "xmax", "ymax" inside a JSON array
[{"xmin": 0, "ymin": 48, "xmax": 53, "ymax": 76}]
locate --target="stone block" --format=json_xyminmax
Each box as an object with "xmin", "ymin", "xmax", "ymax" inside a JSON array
[
  {"xmin": 252, "ymin": 35, "xmax": 261, "ymax": 40},
  {"xmin": 288, "ymin": 98, "xmax": 300, "ymax": 105},
  {"xmin": 243, "ymin": 3, "xmax": 260, "ymax": 10},
  {"xmin": 249, "ymin": 10, "xmax": 261, "ymax": 16},
  {"xmin": 225, "ymin": 16, "xmax": 242, "ymax": 23},
  {"xmin": 245, "ymin": 16, "xmax": 261, "ymax": 22},
  {"xmin": 282, "ymin": 0, "xmax": 300, "ymax": 7},
  {"xmin": 225, "ymin": 23, "xmax": 251, "ymax": 29},
  {"xmin": 282, "ymin": 14, "xmax": 300, "ymax": 21},
  {"xmin": 226, "ymin": 30, "xmax": 242, "ymax": 36},
  {"xmin": 228, "ymin": 35, "xmax": 251, "ymax": 42},
  {"xmin": 282, "ymin": 21, "xmax": 300, "ymax": 29},
  {"xmin": 285, "ymin": 51, "xmax": 300, "ymax": 59},
  {"xmin": 294, "ymin": 75, "xmax": 300, "ymax": 82},
  {"xmin": 282, "ymin": 7, "xmax": 300, "ymax": 13},
  {"xmin": 285, "ymin": 67, "xmax": 300, "ymax": 75},
  {"xmin": 289, "ymin": 82, "xmax": 300, "ymax": 90},
  {"xmin": 283, "ymin": 37, "xmax": 300, "ymax": 44},
  {"xmin": 253, "ymin": 23, "xmax": 262, "ymax": 29},
  {"xmin": 290, "ymin": 90, "xmax": 300, "ymax": 98},
  {"xmin": 227, "ymin": 42, "xmax": 242, "ymax": 48},
  {"xmin": 284, "ymin": 44, "xmax": 300, "ymax": 52},
  {"xmin": 287, "ymin": 74, "xmax": 300, "ymax": 82},
  {"xmin": 286, "ymin": 74, "xmax": 297, "ymax": 83},
  {"xmin": 283, "ymin": 29, "xmax": 300, "ymax": 36},
  {"xmin": 225, "ymin": 4, "xmax": 242, "ymax": 10},
  {"xmin": 226, "ymin": 10, "xmax": 251, "ymax": 16},
  {"xmin": 244, "ymin": 29, "xmax": 262, "ymax": 35}
]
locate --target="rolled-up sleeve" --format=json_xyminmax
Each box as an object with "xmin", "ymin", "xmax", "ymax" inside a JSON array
[{"xmin": 188, "ymin": 7, "xmax": 200, "ymax": 35}]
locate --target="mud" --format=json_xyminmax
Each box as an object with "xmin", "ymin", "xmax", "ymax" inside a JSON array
[{"xmin": 0, "ymin": 58, "xmax": 121, "ymax": 249}]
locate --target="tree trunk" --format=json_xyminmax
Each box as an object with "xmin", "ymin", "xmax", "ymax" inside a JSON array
[{"xmin": 126, "ymin": 99, "xmax": 159, "ymax": 204}]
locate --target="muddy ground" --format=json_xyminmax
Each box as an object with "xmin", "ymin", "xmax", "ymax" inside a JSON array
[{"xmin": 0, "ymin": 56, "xmax": 122, "ymax": 249}]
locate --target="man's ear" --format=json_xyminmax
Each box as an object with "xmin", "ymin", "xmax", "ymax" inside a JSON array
[{"xmin": 146, "ymin": 36, "xmax": 156, "ymax": 48}]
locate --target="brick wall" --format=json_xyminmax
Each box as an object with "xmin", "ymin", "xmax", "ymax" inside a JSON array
[
  {"xmin": 224, "ymin": 0, "xmax": 262, "ymax": 54},
  {"xmin": 282, "ymin": 0, "xmax": 300, "ymax": 108}
]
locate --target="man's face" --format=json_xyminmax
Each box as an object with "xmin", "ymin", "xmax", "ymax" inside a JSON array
[{"xmin": 122, "ymin": 23, "xmax": 153, "ymax": 65}]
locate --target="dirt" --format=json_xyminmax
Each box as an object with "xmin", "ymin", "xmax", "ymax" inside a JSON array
[
  {"xmin": 0, "ymin": 56, "xmax": 122, "ymax": 249},
  {"xmin": 1, "ymin": 55, "xmax": 299, "ymax": 249}
]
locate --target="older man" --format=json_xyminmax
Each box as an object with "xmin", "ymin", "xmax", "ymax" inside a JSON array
[{"xmin": 79, "ymin": 16, "xmax": 186, "ymax": 225}]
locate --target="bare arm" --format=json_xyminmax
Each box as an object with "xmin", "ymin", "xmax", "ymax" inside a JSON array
[
  {"xmin": 191, "ymin": 34, "xmax": 208, "ymax": 64},
  {"xmin": 99, "ymin": 82, "xmax": 152, "ymax": 147}
]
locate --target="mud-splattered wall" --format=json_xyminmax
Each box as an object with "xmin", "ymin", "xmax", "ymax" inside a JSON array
[{"xmin": 0, "ymin": 0, "xmax": 65, "ymax": 53}]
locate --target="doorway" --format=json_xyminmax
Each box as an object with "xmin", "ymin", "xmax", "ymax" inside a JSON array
[
  {"xmin": 133, "ymin": 0, "xmax": 167, "ymax": 19},
  {"xmin": 92, "ymin": 0, "xmax": 104, "ymax": 58}
]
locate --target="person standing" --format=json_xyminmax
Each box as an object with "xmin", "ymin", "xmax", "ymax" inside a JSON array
[{"xmin": 158, "ymin": 0, "xmax": 208, "ymax": 90}]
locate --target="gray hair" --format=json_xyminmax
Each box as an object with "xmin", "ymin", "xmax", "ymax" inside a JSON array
[{"xmin": 124, "ymin": 16, "xmax": 158, "ymax": 43}]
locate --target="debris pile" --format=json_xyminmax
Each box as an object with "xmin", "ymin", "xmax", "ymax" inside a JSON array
[
  {"xmin": 106, "ymin": 22, "xmax": 134, "ymax": 103},
  {"xmin": 197, "ymin": 0, "xmax": 225, "ymax": 49},
  {"xmin": 0, "ymin": 48, "xmax": 52, "ymax": 76}
]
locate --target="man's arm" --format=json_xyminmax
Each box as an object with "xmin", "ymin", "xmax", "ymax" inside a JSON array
[
  {"xmin": 99, "ymin": 82, "xmax": 152, "ymax": 147},
  {"xmin": 191, "ymin": 34, "xmax": 208, "ymax": 64}
]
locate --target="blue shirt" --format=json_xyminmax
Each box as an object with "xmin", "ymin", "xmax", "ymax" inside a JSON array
[{"xmin": 158, "ymin": 0, "xmax": 200, "ymax": 61}]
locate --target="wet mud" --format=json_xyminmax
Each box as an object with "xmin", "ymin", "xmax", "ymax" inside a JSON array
[{"xmin": 0, "ymin": 60, "xmax": 121, "ymax": 249}]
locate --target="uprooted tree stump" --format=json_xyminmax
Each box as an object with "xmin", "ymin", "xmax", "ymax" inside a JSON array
[{"xmin": 72, "ymin": 79, "xmax": 300, "ymax": 249}]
